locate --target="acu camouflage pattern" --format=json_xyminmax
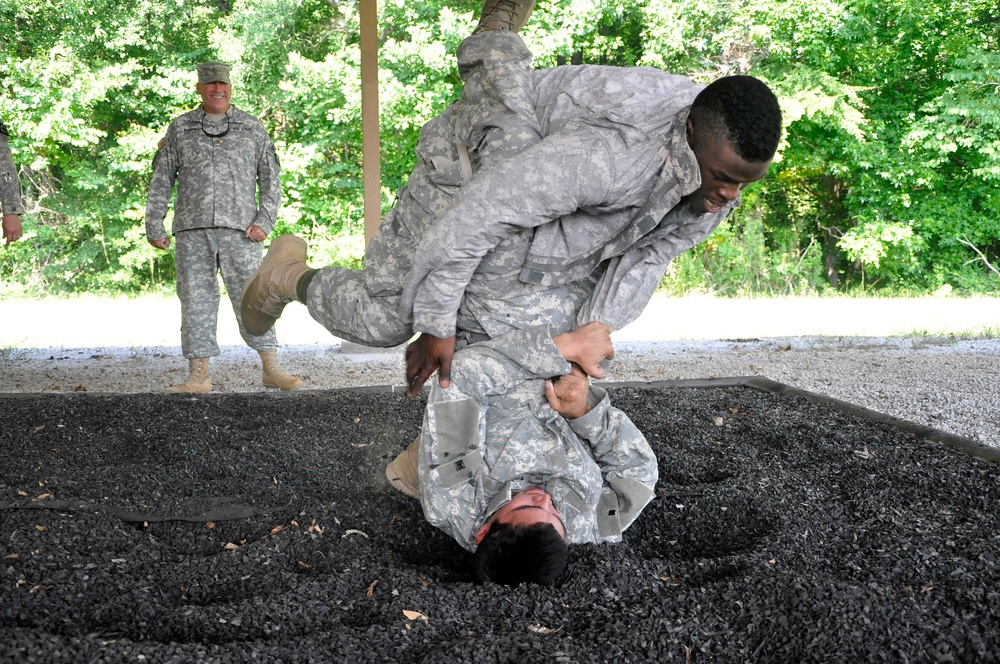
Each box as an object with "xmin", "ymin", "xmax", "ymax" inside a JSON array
[
  {"xmin": 144, "ymin": 106, "xmax": 280, "ymax": 240},
  {"xmin": 0, "ymin": 121, "xmax": 25, "ymax": 215},
  {"xmin": 174, "ymin": 228, "xmax": 277, "ymax": 358},
  {"xmin": 417, "ymin": 325, "xmax": 658, "ymax": 551},
  {"xmin": 197, "ymin": 61, "xmax": 231, "ymax": 85},
  {"xmin": 304, "ymin": 29, "xmax": 567, "ymax": 347},
  {"xmin": 144, "ymin": 105, "xmax": 281, "ymax": 358},
  {"xmin": 306, "ymin": 29, "xmax": 738, "ymax": 343},
  {"xmin": 402, "ymin": 36, "xmax": 740, "ymax": 338}
]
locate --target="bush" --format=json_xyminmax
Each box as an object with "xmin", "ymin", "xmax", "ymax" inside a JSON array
[{"xmin": 660, "ymin": 210, "xmax": 829, "ymax": 296}]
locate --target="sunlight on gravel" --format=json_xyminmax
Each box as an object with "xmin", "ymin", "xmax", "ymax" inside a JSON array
[
  {"xmin": 2, "ymin": 293, "xmax": 999, "ymax": 347},
  {"xmin": 2, "ymin": 293, "xmax": 999, "ymax": 448}
]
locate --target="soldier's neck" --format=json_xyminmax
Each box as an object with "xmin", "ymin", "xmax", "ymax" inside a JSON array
[{"xmin": 202, "ymin": 106, "xmax": 231, "ymax": 120}]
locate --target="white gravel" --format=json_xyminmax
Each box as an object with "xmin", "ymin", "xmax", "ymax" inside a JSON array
[{"xmin": 2, "ymin": 294, "xmax": 998, "ymax": 447}]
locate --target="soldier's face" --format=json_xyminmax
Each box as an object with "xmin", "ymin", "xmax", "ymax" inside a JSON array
[
  {"xmin": 197, "ymin": 81, "xmax": 232, "ymax": 115},
  {"xmin": 685, "ymin": 120, "xmax": 771, "ymax": 216},
  {"xmin": 475, "ymin": 487, "xmax": 566, "ymax": 545}
]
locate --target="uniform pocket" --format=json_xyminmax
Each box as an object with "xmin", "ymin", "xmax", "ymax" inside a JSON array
[{"xmin": 428, "ymin": 398, "xmax": 484, "ymax": 489}]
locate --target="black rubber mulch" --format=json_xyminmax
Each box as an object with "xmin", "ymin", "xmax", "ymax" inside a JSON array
[{"xmin": 1, "ymin": 380, "xmax": 998, "ymax": 663}]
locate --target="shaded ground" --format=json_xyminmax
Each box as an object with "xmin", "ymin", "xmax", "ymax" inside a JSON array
[{"xmin": 1, "ymin": 382, "xmax": 999, "ymax": 663}]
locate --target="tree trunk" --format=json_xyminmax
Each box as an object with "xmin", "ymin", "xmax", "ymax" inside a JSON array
[{"xmin": 819, "ymin": 174, "xmax": 846, "ymax": 289}]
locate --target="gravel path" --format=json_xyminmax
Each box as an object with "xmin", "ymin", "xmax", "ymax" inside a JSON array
[{"xmin": 2, "ymin": 295, "xmax": 998, "ymax": 447}]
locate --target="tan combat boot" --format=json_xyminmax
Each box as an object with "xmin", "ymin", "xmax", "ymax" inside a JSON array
[
  {"xmin": 385, "ymin": 436, "xmax": 421, "ymax": 499},
  {"xmin": 240, "ymin": 235, "xmax": 310, "ymax": 336},
  {"xmin": 167, "ymin": 357, "xmax": 211, "ymax": 393},
  {"xmin": 475, "ymin": 0, "xmax": 536, "ymax": 33},
  {"xmin": 259, "ymin": 350, "xmax": 303, "ymax": 391}
]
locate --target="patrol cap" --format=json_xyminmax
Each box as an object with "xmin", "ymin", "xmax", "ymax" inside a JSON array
[{"xmin": 196, "ymin": 62, "xmax": 231, "ymax": 85}]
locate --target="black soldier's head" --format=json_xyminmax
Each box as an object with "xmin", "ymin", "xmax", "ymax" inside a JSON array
[{"xmin": 685, "ymin": 75, "xmax": 782, "ymax": 215}]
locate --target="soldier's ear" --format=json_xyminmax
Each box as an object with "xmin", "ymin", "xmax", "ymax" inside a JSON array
[{"xmin": 474, "ymin": 520, "xmax": 493, "ymax": 545}]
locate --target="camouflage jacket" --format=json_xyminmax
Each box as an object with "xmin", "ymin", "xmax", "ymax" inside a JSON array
[
  {"xmin": 0, "ymin": 122, "xmax": 24, "ymax": 215},
  {"xmin": 145, "ymin": 106, "xmax": 280, "ymax": 239},
  {"xmin": 418, "ymin": 325, "xmax": 658, "ymax": 552},
  {"xmin": 402, "ymin": 60, "xmax": 737, "ymax": 338}
]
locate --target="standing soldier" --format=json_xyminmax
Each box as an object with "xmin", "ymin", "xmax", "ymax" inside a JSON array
[
  {"xmin": 145, "ymin": 61, "xmax": 301, "ymax": 393},
  {"xmin": 0, "ymin": 119, "xmax": 25, "ymax": 246}
]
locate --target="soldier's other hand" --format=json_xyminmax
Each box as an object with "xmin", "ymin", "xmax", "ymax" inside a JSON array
[
  {"xmin": 405, "ymin": 333, "xmax": 456, "ymax": 398},
  {"xmin": 246, "ymin": 225, "xmax": 267, "ymax": 242},
  {"xmin": 2, "ymin": 214, "xmax": 22, "ymax": 245},
  {"xmin": 148, "ymin": 237, "xmax": 170, "ymax": 250},
  {"xmin": 552, "ymin": 321, "xmax": 614, "ymax": 379},
  {"xmin": 545, "ymin": 363, "xmax": 591, "ymax": 420}
]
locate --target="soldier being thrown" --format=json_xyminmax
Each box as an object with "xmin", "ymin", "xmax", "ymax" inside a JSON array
[
  {"xmin": 239, "ymin": 0, "xmax": 782, "ymax": 397},
  {"xmin": 145, "ymin": 61, "xmax": 302, "ymax": 393}
]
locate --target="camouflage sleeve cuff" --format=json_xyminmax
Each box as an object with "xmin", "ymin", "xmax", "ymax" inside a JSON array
[
  {"xmin": 412, "ymin": 302, "xmax": 459, "ymax": 339},
  {"xmin": 251, "ymin": 212, "xmax": 274, "ymax": 235},
  {"xmin": 1, "ymin": 201, "xmax": 25, "ymax": 215},
  {"xmin": 144, "ymin": 220, "xmax": 167, "ymax": 241},
  {"xmin": 567, "ymin": 386, "xmax": 610, "ymax": 441}
]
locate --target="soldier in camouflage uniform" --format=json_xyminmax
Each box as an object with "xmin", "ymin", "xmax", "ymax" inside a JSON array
[
  {"xmin": 0, "ymin": 119, "xmax": 25, "ymax": 246},
  {"xmin": 146, "ymin": 61, "xmax": 301, "ymax": 393},
  {"xmin": 240, "ymin": 24, "xmax": 557, "ymax": 349},
  {"xmin": 240, "ymin": 4, "xmax": 781, "ymax": 397},
  {"xmin": 389, "ymin": 321, "xmax": 657, "ymax": 585}
]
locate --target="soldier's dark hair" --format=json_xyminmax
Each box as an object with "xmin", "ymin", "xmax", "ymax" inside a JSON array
[
  {"xmin": 690, "ymin": 75, "xmax": 782, "ymax": 162},
  {"xmin": 472, "ymin": 522, "xmax": 568, "ymax": 586}
]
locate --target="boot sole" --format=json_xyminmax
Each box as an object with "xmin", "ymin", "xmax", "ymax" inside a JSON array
[
  {"xmin": 240, "ymin": 236, "xmax": 308, "ymax": 336},
  {"xmin": 263, "ymin": 376, "xmax": 303, "ymax": 390}
]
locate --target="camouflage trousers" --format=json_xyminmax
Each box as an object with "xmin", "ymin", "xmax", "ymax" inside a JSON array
[
  {"xmin": 305, "ymin": 29, "xmax": 543, "ymax": 347},
  {"xmin": 175, "ymin": 227, "xmax": 278, "ymax": 358}
]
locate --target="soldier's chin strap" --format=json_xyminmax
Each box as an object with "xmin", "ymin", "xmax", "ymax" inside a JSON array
[{"xmin": 0, "ymin": 495, "xmax": 292, "ymax": 523}]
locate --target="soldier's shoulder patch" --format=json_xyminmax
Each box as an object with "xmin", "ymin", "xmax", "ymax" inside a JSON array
[
  {"xmin": 157, "ymin": 137, "xmax": 166, "ymax": 150},
  {"xmin": 0, "ymin": 120, "xmax": 8, "ymax": 137}
]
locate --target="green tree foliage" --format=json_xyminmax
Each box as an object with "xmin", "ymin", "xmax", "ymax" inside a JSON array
[{"xmin": 1, "ymin": 0, "xmax": 997, "ymax": 296}]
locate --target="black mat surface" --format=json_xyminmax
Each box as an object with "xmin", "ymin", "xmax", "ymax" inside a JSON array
[{"xmin": 1, "ymin": 381, "xmax": 998, "ymax": 663}]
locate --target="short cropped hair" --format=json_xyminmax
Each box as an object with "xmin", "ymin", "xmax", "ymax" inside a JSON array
[
  {"xmin": 472, "ymin": 522, "xmax": 568, "ymax": 586},
  {"xmin": 690, "ymin": 75, "xmax": 782, "ymax": 162}
]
